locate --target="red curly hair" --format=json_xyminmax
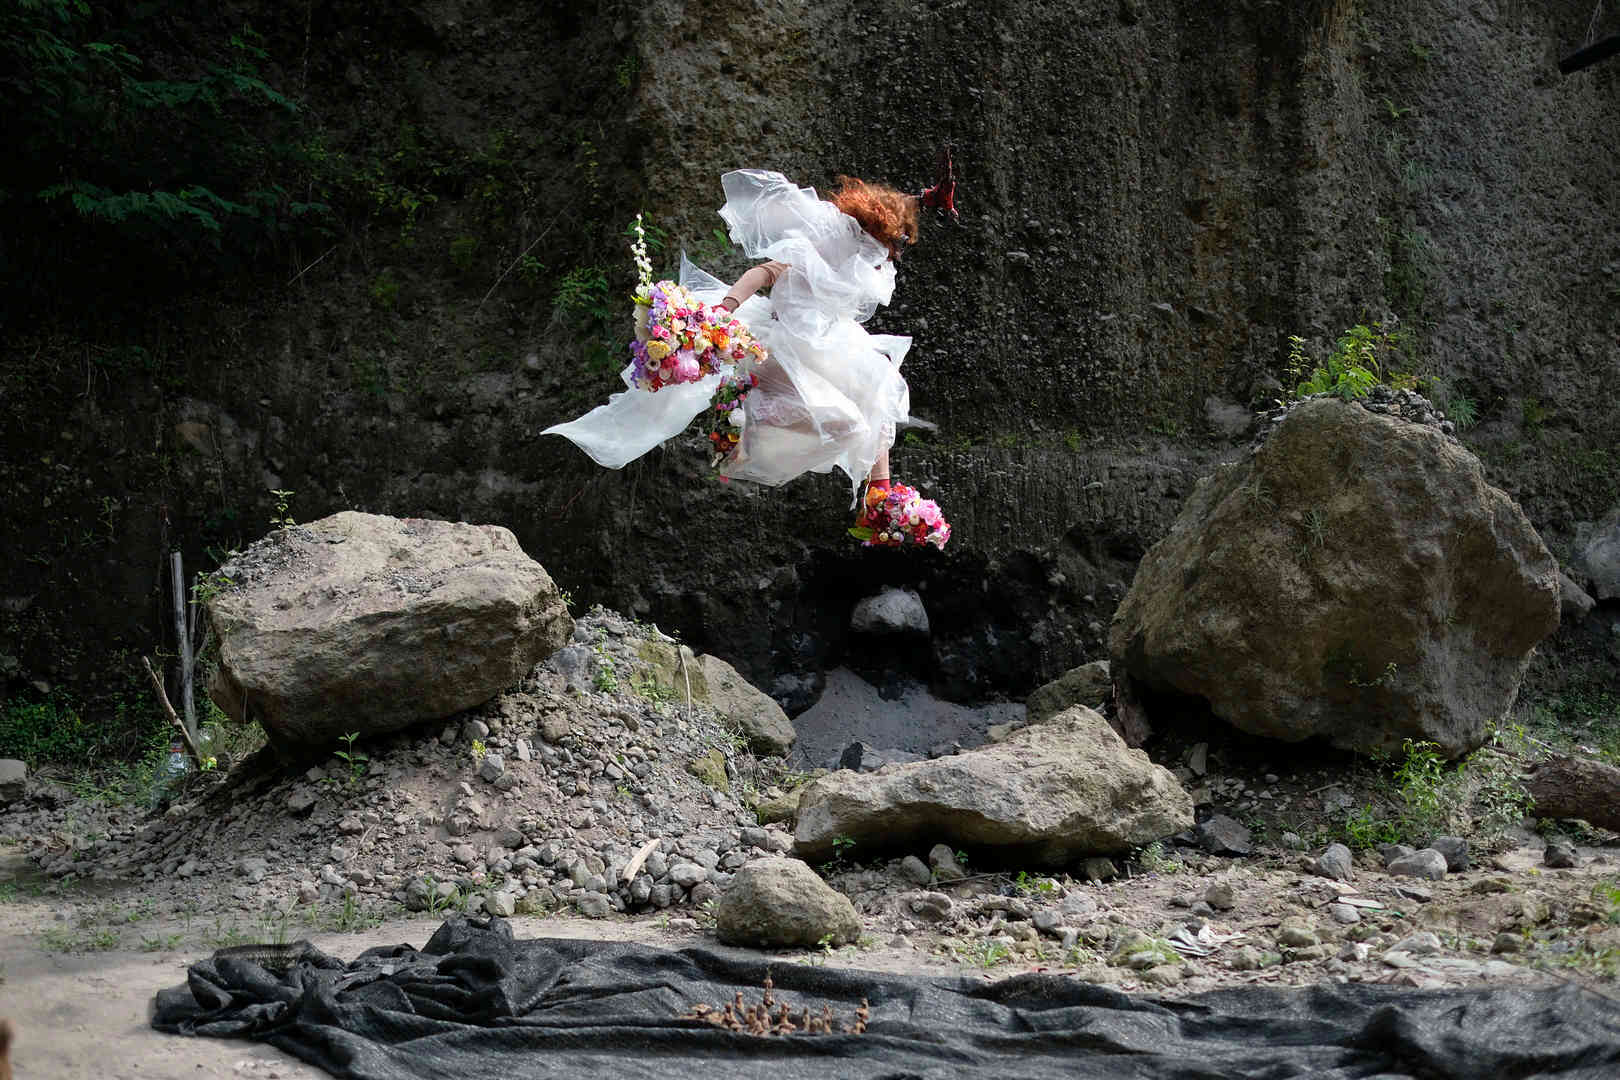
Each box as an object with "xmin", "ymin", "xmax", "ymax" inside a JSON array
[{"xmin": 828, "ymin": 176, "xmax": 920, "ymax": 260}]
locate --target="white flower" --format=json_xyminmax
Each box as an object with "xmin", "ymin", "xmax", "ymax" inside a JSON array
[{"xmin": 730, "ymin": 409, "xmax": 746, "ymax": 428}]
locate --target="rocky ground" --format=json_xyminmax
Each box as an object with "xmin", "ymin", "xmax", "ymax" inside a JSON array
[{"xmin": 1, "ymin": 610, "xmax": 1617, "ymax": 1075}]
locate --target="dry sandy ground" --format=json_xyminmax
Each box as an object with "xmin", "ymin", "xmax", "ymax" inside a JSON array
[{"xmin": 0, "ymin": 852, "xmax": 962, "ymax": 1079}]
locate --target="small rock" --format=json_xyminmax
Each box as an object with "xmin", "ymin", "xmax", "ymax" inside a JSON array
[
  {"xmin": 927, "ymin": 844, "xmax": 966, "ymax": 882},
  {"xmin": 1203, "ymin": 881, "xmax": 1236, "ymax": 911},
  {"xmin": 477, "ymin": 752, "xmax": 506, "ymax": 783},
  {"xmin": 898, "ymin": 855, "xmax": 932, "ymax": 886},
  {"xmin": 1338, "ymin": 942, "xmax": 1371, "ymax": 962},
  {"xmin": 1378, "ymin": 844, "xmax": 1416, "ymax": 866},
  {"xmin": 1276, "ymin": 917, "xmax": 1319, "ymax": 949},
  {"xmin": 669, "ymin": 863, "xmax": 708, "ymax": 888},
  {"xmin": 239, "ymin": 857, "xmax": 269, "ymax": 883},
  {"xmin": 0, "ymin": 759, "xmax": 28, "ymax": 804},
  {"xmin": 907, "ymin": 892, "xmax": 952, "ymax": 921},
  {"xmin": 1387, "ymin": 849, "xmax": 1448, "ymax": 881},
  {"xmin": 486, "ymin": 891, "xmax": 516, "ymax": 917},
  {"xmin": 541, "ymin": 714, "xmax": 570, "ymax": 743},
  {"xmin": 1313, "ymin": 844, "xmax": 1354, "ymax": 882},
  {"xmin": 1428, "ymin": 836, "xmax": 1470, "ymax": 872},
  {"xmin": 1060, "ymin": 890, "xmax": 1099, "ymax": 921},
  {"xmin": 1390, "ymin": 931, "xmax": 1442, "ymax": 956},
  {"xmin": 1491, "ymin": 932, "xmax": 1525, "ymax": 954},
  {"xmin": 1186, "ymin": 743, "xmax": 1208, "ymax": 777},
  {"xmin": 1032, "ymin": 909, "xmax": 1064, "ymax": 936},
  {"xmin": 1196, "ymin": 814, "xmax": 1252, "ymax": 855},
  {"xmin": 1392, "ymin": 884, "xmax": 1433, "ymax": 903},
  {"xmin": 286, "ymin": 789, "xmax": 317, "ymax": 817},
  {"xmin": 1328, "ymin": 903, "xmax": 1360, "ymax": 925},
  {"xmin": 576, "ymin": 892, "xmax": 611, "ymax": 918},
  {"xmin": 1082, "ymin": 857, "xmax": 1118, "ymax": 883},
  {"xmin": 1543, "ymin": 839, "xmax": 1578, "ymax": 868},
  {"xmin": 463, "ymin": 719, "xmax": 490, "ymax": 741},
  {"xmin": 1228, "ymin": 945, "xmax": 1265, "ymax": 971},
  {"xmin": 514, "ymin": 739, "xmax": 532, "ymax": 763},
  {"xmin": 297, "ymin": 881, "xmax": 319, "ymax": 904},
  {"xmin": 404, "ymin": 878, "xmax": 433, "ymax": 912},
  {"xmin": 714, "ymin": 858, "xmax": 862, "ymax": 948}
]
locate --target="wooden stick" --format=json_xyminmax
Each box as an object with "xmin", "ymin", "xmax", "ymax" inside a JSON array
[
  {"xmin": 142, "ymin": 655, "xmax": 205, "ymax": 766},
  {"xmin": 171, "ymin": 552, "xmax": 197, "ymax": 744}
]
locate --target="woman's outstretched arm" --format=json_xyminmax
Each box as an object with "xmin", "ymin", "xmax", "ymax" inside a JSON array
[{"xmin": 718, "ymin": 260, "xmax": 789, "ymax": 311}]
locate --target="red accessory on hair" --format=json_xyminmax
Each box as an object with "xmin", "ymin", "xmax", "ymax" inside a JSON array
[{"xmin": 919, "ymin": 147, "xmax": 959, "ymax": 222}]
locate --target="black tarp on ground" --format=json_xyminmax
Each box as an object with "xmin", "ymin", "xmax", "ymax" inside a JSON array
[{"xmin": 152, "ymin": 915, "xmax": 1620, "ymax": 1079}]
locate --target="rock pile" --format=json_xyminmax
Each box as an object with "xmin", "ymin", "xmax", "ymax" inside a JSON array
[{"xmin": 10, "ymin": 611, "xmax": 801, "ymax": 921}]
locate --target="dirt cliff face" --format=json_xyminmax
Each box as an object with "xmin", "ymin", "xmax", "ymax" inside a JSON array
[{"xmin": 2, "ymin": 0, "xmax": 1615, "ymax": 730}]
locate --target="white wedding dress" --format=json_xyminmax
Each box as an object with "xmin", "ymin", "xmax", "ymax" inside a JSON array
[{"xmin": 542, "ymin": 169, "xmax": 911, "ymax": 504}]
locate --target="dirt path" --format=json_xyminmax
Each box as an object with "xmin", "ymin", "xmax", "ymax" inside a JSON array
[{"xmin": 0, "ymin": 858, "xmax": 965, "ymax": 1079}]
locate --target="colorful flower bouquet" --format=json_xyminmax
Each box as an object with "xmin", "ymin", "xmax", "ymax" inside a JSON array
[
  {"xmin": 850, "ymin": 484, "xmax": 952, "ymax": 550},
  {"xmin": 626, "ymin": 215, "xmax": 767, "ymax": 393},
  {"xmin": 707, "ymin": 369, "xmax": 757, "ymax": 468}
]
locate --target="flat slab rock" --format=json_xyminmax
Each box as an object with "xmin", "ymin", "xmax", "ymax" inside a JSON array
[
  {"xmin": 207, "ymin": 511, "xmax": 573, "ymax": 748},
  {"xmin": 793, "ymin": 706, "xmax": 1192, "ymax": 866}
]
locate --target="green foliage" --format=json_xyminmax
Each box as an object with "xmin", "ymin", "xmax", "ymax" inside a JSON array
[
  {"xmin": 331, "ymin": 731, "xmax": 368, "ymax": 786},
  {"xmin": 268, "ymin": 488, "xmax": 295, "ymax": 528},
  {"xmin": 1288, "ymin": 323, "xmax": 1402, "ymax": 401},
  {"xmin": 0, "ymin": 684, "xmax": 165, "ymax": 769},
  {"xmin": 1392, "ymin": 739, "xmax": 1449, "ymax": 837},
  {"xmin": 1342, "ymin": 804, "xmax": 1403, "ymax": 850},
  {"xmin": 1135, "ymin": 841, "xmax": 1185, "ymax": 876},
  {"xmin": 591, "ymin": 643, "xmax": 619, "ymax": 693},
  {"xmin": 449, "ymin": 234, "xmax": 480, "ymax": 271},
  {"xmin": 2, "ymin": 2, "xmax": 326, "ymax": 306},
  {"xmin": 370, "ymin": 271, "xmax": 401, "ymax": 310}
]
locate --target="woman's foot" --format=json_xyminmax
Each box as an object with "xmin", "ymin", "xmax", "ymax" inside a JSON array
[{"xmin": 850, "ymin": 480, "xmax": 950, "ymax": 549}]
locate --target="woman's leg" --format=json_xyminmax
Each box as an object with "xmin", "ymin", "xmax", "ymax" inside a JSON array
[{"xmin": 868, "ymin": 448, "xmax": 890, "ymax": 485}]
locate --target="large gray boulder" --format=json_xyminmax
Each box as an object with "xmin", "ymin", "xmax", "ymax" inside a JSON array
[
  {"xmin": 714, "ymin": 858, "xmax": 861, "ymax": 948},
  {"xmin": 793, "ymin": 706, "xmax": 1192, "ymax": 866},
  {"xmin": 1110, "ymin": 399, "xmax": 1560, "ymax": 758},
  {"xmin": 208, "ymin": 512, "xmax": 573, "ymax": 749},
  {"xmin": 698, "ymin": 653, "xmax": 796, "ymax": 756},
  {"xmin": 1573, "ymin": 506, "xmax": 1620, "ymax": 601}
]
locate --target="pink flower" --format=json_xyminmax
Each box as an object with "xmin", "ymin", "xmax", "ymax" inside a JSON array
[{"xmin": 673, "ymin": 350, "xmax": 700, "ymax": 382}]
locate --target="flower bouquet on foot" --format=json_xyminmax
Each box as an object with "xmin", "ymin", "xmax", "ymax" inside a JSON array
[
  {"xmin": 626, "ymin": 215, "xmax": 767, "ymax": 392},
  {"xmin": 850, "ymin": 482, "xmax": 951, "ymax": 550}
]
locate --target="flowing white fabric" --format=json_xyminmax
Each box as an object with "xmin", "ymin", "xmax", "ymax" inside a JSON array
[{"xmin": 542, "ymin": 169, "xmax": 911, "ymax": 502}]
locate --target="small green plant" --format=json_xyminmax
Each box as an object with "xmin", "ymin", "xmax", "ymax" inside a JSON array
[
  {"xmin": 1343, "ymin": 804, "xmax": 1403, "ymax": 850},
  {"xmin": 1289, "ymin": 323, "xmax": 1399, "ymax": 401},
  {"xmin": 333, "ymin": 731, "xmax": 368, "ymax": 785},
  {"xmin": 470, "ymin": 738, "xmax": 487, "ymax": 765},
  {"xmin": 370, "ymin": 270, "xmax": 400, "ymax": 310},
  {"xmin": 832, "ymin": 835, "xmax": 857, "ymax": 859},
  {"xmin": 972, "ymin": 939, "xmax": 1013, "ymax": 968},
  {"xmin": 1439, "ymin": 391, "xmax": 1478, "ymax": 430},
  {"xmin": 1013, "ymin": 870, "xmax": 1060, "ymax": 895},
  {"xmin": 1348, "ymin": 661, "xmax": 1400, "ymax": 690},
  {"xmin": 1522, "ymin": 397, "xmax": 1548, "ymax": 434},
  {"xmin": 1393, "ymin": 738, "xmax": 1450, "ymax": 837},
  {"xmin": 592, "ymin": 644, "xmax": 619, "ymax": 693},
  {"xmin": 614, "ymin": 53, "xmax": 641, "ymax": 89},
  {"xmin": 448, "ymin": 234, "xmax": 480, "ymax": 271},
  {"xmin": 269, "ymin": 488, "xmax": 296, "ymax": 528},
  {"xmin": 140, "ymin": 932, "xmax": 183, "ymax": 952},
  {"xmin": 1136, "ymin": 841, "xmax": 1184, "ymax": 876}
]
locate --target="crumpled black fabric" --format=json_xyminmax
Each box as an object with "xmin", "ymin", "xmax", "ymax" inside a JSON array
[{"xmin": 151, "ymin": 915, "xmax": 1620, "ymax": 1079}]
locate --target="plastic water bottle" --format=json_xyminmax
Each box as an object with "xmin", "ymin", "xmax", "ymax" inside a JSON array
[{"xmin": 165, "ymin": 740, "xmax": 189, "ymax": 780}]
